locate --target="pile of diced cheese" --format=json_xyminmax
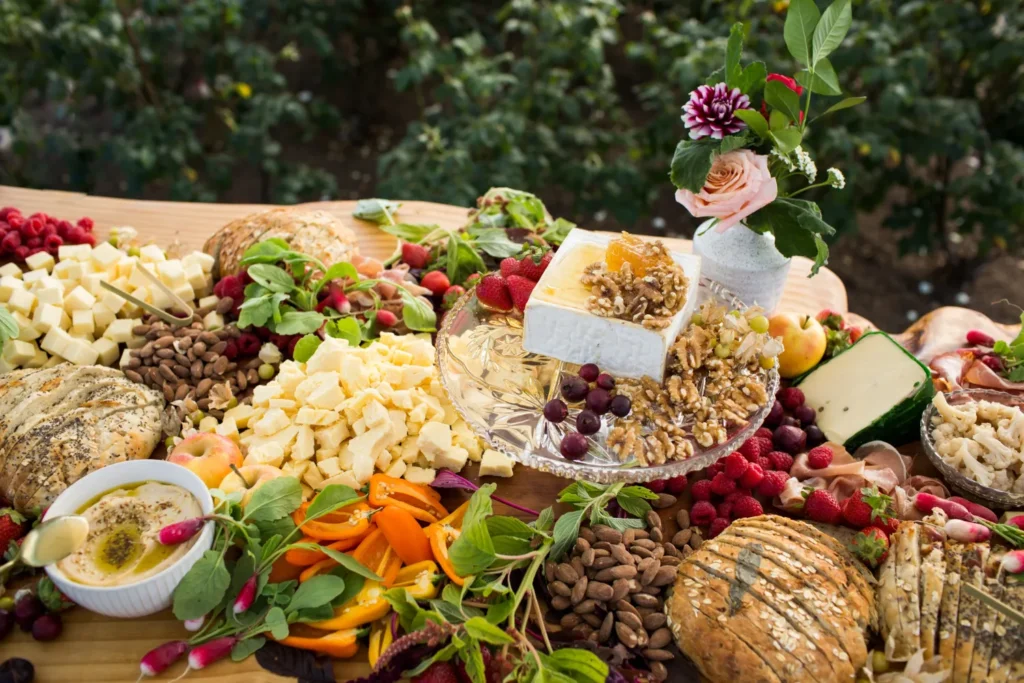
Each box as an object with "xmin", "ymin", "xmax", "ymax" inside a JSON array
[
  {"xmin": 203, "ymin": 333, "xmax": 514, "ymax": 499},
  {"xmin": 0, "ymin": 242, "xmax": 216, "ymax": 372}
]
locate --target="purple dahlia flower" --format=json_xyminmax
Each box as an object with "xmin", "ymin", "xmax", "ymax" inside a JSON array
[{"xmin": 682, "ymin": 83, "xmax": 751, "ymax": 140}]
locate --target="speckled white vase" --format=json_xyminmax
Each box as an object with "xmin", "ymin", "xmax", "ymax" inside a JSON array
[{"xmin": 692, "ymin": 220, "xmax": 791, "ymax": 312}]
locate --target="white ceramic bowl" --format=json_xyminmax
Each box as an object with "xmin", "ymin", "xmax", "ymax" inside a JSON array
[{"xmin": 43, "ymin": 460, "xmax": 214, "ymax": 618}]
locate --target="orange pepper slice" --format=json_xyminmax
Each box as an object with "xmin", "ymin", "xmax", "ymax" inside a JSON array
[
  {"xmin": 278, "ymin": 627, "xmax": 360, "ymax": 659},
  {"xmin": 293, "ymin": 501, "xmax": 373, "ymax": 541},
  {"xmin": 375, "ymin": 505, "xmax": 433, "ymax": 565},
  {"xmin": 352, "ymin": 528, "xmax": 402, "ymax": 587},
  {"xmin": 284, "ymin": 533, "xmax": 366, "ymax": 567},
  {"xmin": 309, "ymin": 561, "xmax": 439, "ymax": 631},
  {"xmin": 368, "ymin": 474, "xmax": 448, "ymax": 524},
  {"xmin": 425, "ymin": 501, "xmax": 469, "ymax": 586}
]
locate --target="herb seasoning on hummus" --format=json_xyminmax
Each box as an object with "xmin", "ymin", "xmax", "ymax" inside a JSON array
[{"xmin": 58, "ymin": 481, "xmax": 202, "ymax": 587}]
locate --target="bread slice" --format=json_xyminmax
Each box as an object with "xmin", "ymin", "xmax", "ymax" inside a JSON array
[
  {"xmin": 698, "ymin": 541, "xmax": 860, "ymax": 679},
  {"xmin": 877, "ymin": 533, "xmax": 903, "ymax": 661},
  {"xmin": 953, "ymin": 544, "xmax": 990, "ymax": 683},
  {"xmin": 674, "ymin": 562, "xmax": 811, "ymax": 682},
  {"xmin": 893, "ymin": 523, "xmax": 923, "ymax": 661},
  {"xmin": 969, "ymin": 578, "xmax": 1001, "ymax": 683},
  {"xmin": 918, "ymin": 531, "xmax": 946, "ymax": 659},
  {"xmin": 981, "ymin": 573, "xmax": 1024, "ymax": 683},
  {"xmin": 937, "ymin": 543, "xmax": 965, "ymax": 669}
]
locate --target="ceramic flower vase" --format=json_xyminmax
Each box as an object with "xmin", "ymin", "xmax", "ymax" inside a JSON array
[{"xmin": 691, "ymin": 220, "xmax": 791, "ymax": 313}]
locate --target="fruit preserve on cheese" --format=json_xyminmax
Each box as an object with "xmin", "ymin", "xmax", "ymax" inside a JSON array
[{"xmin": 604, "ymin": 233, "xmax": 672, "ymax": 277}]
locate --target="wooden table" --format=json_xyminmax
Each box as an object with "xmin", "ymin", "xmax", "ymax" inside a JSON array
[{"xmin": 0, "ymin": 185, "xmax": 856, "ymax": 682}]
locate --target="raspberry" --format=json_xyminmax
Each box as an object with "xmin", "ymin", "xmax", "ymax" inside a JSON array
[
  {"xmin": 690, "ymin": 479, "xmax": 712, "ymax": 502},
  {"xmin": 768, "ymin": 451, "xmax": 794, "ymax": 472},
  {"xmin": 708, "ymin": 517, "xmax": 730, "ymax": 538},
  {"xmin": 689, "ymin": 500, "xmax": 717, "ymax": 526},
  {"xmin": 757, "ymin": 470, "xmax": 789, "ymax": 497},
  {"xmin": 717, "ymin": 500, "xmax": 734, "ymax": 519},
  {"xmin": 710, "ymin": 472, "xmax": 737, "ymax": 497},
  {"xmin": 214, "ymin": 275, "xmax": 245, "ymax": 302},
  {"xmin": 23, "ymin": 217, "xmax": 44, "ymax": 237},
  {"xmin": 222, "ymin": 341, "xmax": 239, "ymax": 360},
  {"xmin": 739, "ymin": 437, "xmax": 771, "ymax": 461},
  {"xmin": 236, "ymin": 333, "xmax": 261, "ymax": 356},
  {"xmin": 739, "ymin": 463, "xmax": 765, "ymax": 489},
  {"xmin": 56, "ymin": 220, "xmax": 73, "ymax": 237},
  {"xmin": 645, "ymin": 479, "xmax": 666, "ymax": 494},
  {"xmin": 81, "ymin": 232, "xmax": 96, "ymax": 246},
  {"xmin": 722, "ymin": 452, "xmax": 749, "ymax": 480},
  {"xmin": 665, "ymin": 475, "xmax": 688, "ymax": 495},
  {"xmin": 755, "ymin": 455, "xmax": 772, "ymax": 471},
  {"xmin": 707, "ymin": 461, "xmax": 724, "ymax": 478},
  {"xmin": 40, "ymin": 222, "xmax": 56, "ymax": 239},
  {"xmin": 13, "ymin": 245, "xmax": 28, "ymax": 261},
  {"xmin": 67, "ymin": 227, "xmax": 87, "ymax": 244},
  {"xmin": 0, "ymin": 207, "xmax": 14, "ymax": 221},
  {"xmin": 731, "ymin": 496, "xmax": 764, "ymax": 519},
  {"xmin": 77, "ymin": 217, "xmax": 95, "ymax": 231},
  {"xmin": 777, "ymin": 387, "xmax": 805, "ymax": 410},
  {"xmin": 807, "ymin": 445, "xmax": 834, "ymax": 469},
  {"xmin": 6, "ymin": 214, "xmax": 23, "ymax": 230},
  {"xmin": 754, "ymin": 427, "xmax": 773, "ymax": 440}
]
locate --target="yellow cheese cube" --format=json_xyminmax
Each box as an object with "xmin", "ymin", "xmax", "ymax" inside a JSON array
[
  {"xmin": 244, "ymin": 443, "xmax": 285, "ymax": 468},
  {"xmin": 40, "ymin": 327, "xmax": 73, "ymax": 358},
  {"xmin": 40, "ymin": 355, "xmax": 64, "ymax": 369},
  {"xmin": 0, "ymin": 263, "xmax": 22, "ymax": 278},
  {"xmin": 91, "ymin": 337, "xmax": 120, "ymax": 366},
  {"xmin": 119, "ymin": 348, "xmax": 133, "ymax": 368},
  {"xmin": 52, "ymin": 260, "xmax": 83, "ymax": 281},
  {"xmin": 22, "ymin": 269, "xmax": 48, "ymax": 285},
  {"xmin": 81, "ymin": 273, "xmax": 104, "ymax": 296},
  {"xmin": 157, "ymin": 260, "xmax": 186, "ymax": 286},
  {"xmin": 71, "ymin": 309, "xmax": 94, "ymax": 336},
  {"xmin": 314, "ymin": 421, "xmax": 350, "ymax": 451},
  {"xmin": 24, "ymin": 251, "xmax": 55, "ymax": 272},
  {"xmin": 3, "ymin": 339, "xmax": 36, "ymax": 366},
  {"xmin": 254, "ymin": 407, "xmax": 291, "ymax": 436},
  {"xmin": 25, "ymin": 345, "xmax": 47, "ymax": 368},
  {"xmin": 103, "ymin": 318, "xmax": 136, "ymax": 343},
  {"xmin": 302, "ymin": 464, "xmax": 325, "ymax": 490},
  {"xmin": 252, "ymin": 383, "xmax": 283, "ymax": 406},
  {"xmin": 384, "ymin": 459, "xmax": 407, "ymax": 479},
  {"xmin": 63, "ymin": 286, "xmax": 96, "ymax": 312},
  {"xmin": 90, "ymin": 241, "xmax": 122, "ymax": 267},
  {"xmin": 183, "ymin": 251, "xmax": 215, "ymax": 274},
  {"xmin": 58, "ymin": 244, "xmax": 92, "ymax": 261},
  {"xmin": 185, "ymin": 263, "xmax": 207, "ymax": 291},
  {"xmin": 12, "ymin": 312, "xmax": 38, "ymax": 342},
  {"xmin": 403, "ymin": 465, "xmax": 436, "ymax": 485},
  {"xmin": 0, "ymin": 275, "xmax": 24, "ymax": 302},
  {"xmin": 171, "ymin": 283, "xmax": 195, "ymax": 305},
  {"xmin": 7, "ymin": 288, "xmax": 35, "ymax": 316},
  {"xmin": 99, "ymin": 289, "xmax": 127, "ymax": 314},
  {"xmin": 479, "ymin": 449, "xmax": 514, "ymax": 477},
  {"xmin": 292, "ymin": 426, "xmax": 315, "ymax": 461},
  {"xmin": 215, "ymin": 417, "xmax": 239, "ymax": 440},
  {"xmin": 316, "ymin": 471, "xmax": 361, "ymax": 491},
  {"xmin": 62, "ymin": 337, "xmax": 100, "ymax": 365},
  {"xmin": 116, "ymin": 257, "xmax": 136, "ymax": 278},
  {"xmin": 198, "ymin": 294, "xmax": 219, "ymax": 309},
  {"xmin": 202, "ymin": 311, "xmax": 224, "ymax": 331},
  {"xmin": 282, "ymin": 460, "xmax": 309, "ymax": 480},
  {"xmin": 92, "ymin": 302, "xmax": 116, "ymax": 332},
  {"xmin": 317, "ymin": 457, "xmax": 342, "ymax": 478},
  {"xmin": 268, "ymin": 398, "xmax": 297, "ymax": 411},
  {"xmin": 199, "ymin": 416, "xmax": 219, "ymax": 432},
  {"xmin": 34, "ymin": 282, "xmax": 64, "ymax": 306},
  {"xmin": 139, "ymin": 245, "xmax": 166, "ymax": 263},
  {"xmin": 223, "ymin": 404, "xmax": 257, "ymax": 428}
]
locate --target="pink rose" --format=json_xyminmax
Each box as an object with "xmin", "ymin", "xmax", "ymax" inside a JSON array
[{"xmin": 674, "ymin": 150, "xmax": 778, "ymax": 232}]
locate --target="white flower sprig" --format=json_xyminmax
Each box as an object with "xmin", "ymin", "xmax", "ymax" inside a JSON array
[{"xmin": 827, "ymin": 167, "xmax": 846, "ymax": 189}]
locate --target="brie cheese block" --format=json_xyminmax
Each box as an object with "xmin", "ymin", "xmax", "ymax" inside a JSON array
[{"xmin": 522, "ymin": 229, "xmax": 701, "ymax": 381}]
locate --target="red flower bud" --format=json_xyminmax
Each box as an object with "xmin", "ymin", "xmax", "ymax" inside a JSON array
[{"xmin": 767, "ymin": 73, "xmax": 804, "ymax": 96}]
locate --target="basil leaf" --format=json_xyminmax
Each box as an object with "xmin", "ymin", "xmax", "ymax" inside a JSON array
[
  {"xmin": 243, "ymin": 477, "xmax": 303, "ymax": 523},
  {"xmin": 273, "ymin": 310, "xmax": 325, "ymax": 335},
  {"xmin": 304, "ymin": 484, "xmax": 361, "ymax": 522},
  {"xmin": 287, "ymin": 575, "xmax": 346, "ymax": 612},
  {"xmin": 240, "ymin": 238, "xmax": 294, "ymax": 266},
  {"xmin": 231, "ymin": 636, "xmax": 266, "ymax": 662},
  {"xmin": 618, "ymin": 485, "xmax": 659, "ymax": 501},
  {"xmin": 0, "ymin": 307, "xmax": 19, "ymax": 346},
  {"xmin": 450, "ymin": 486, "xmax": 497, "ymax": 576},
  {"xmin": 445, "ymin": 233, "xmax": 486, "ymax": 286},
  {"xmin": 172, "ymin": 549, "xmax": 231, "ymax": 620},
  {"xmin": 467, "ymin": 227, "xmax": 521, "ymax": 258},
  {"xmin": 397, "ymin": 287, "xmax": 437, "ymax": 332},
  {"xmin": 384, "ymin": 588, "xmax": 443, "ymax": 633},
  {"xmin": 486, "ymin": 516, "xmax": 537, "ymax": 539},
  {"xmin": 353, "ymin": 198, "xmax": 402, "ymax": 224},
  {"xmin": 316, "ymin": 546, "xmax": 383, "ymax": 581},
  {"xmin": 380, "ymin": 223, "xmax": 438, "ymax": 243},
  {"xmin": 292, "ymin": 334, "xmax": 322, "ymax": 363},
  {"xmin": 247, "ymin": 263, "xmax": 296, "ymax": 294},
  {"xmin": 550, "ymin": 510, "xmax": 584, "ymax": 561},
  {"xmin": 313, "ymin": 262, "xmax": 359, "ymax": 296},
  {"xmin": 325, "ymin": 316, "xmax": 362, "ymax": 347},
  {"xmin": 464, "ymin": 616, "xmax": 515, "ymax": 645},
  {"xmin": 543, "ymin": 649, "xmax": 609, "ymax": 683},
  {"xmin": 615, "ymin": 492, "xmax": 652, "ymax": 519}
]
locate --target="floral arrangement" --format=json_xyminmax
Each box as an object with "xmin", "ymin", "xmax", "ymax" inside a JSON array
[{"xmin": 669, "ymin": 0, "xmax": 864, "ymax": 276}]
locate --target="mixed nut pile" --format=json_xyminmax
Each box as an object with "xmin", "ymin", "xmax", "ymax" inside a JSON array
[{"xmin": 543, "ymin": 507, "xmax": 700, "ymax": 682}]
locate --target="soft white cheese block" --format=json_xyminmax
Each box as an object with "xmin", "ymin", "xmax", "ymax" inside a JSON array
[{"xmin": 522, "ymin": 229, "xmax": 701, "ymax": 381}]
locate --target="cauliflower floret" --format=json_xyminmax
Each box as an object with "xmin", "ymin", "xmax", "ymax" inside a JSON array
[
  {"xmin": 991, "ymin": 469, "xmax": 1014, "ymax": 491},
  {"xmin": 969, "ymin": 423, "xmax": 1018, "ymax": 470},
  {"xmin": 996, "ymin": 407, "xmax": 1024, "ymax": 450},
  {"xmin": 956, "ymin": 440, "xmax": 994, "ymax": 487},
  {"xmin": 932, "ymin": 393, "xmax": 977, "ymax": 432},
  {"xmin": 1012, "ymin": 473, "xmax": 1024, "ymax": 494}
]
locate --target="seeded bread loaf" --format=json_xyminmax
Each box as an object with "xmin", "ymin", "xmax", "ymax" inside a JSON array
[
  {"xmin": 668, "ymin": 515, "xmax": 870, "ymax": 683},
  {"xmin": 203, "ymin": 207, "xmax": 360, "ymax": 279},
  {"xmin": 0, "ymin": 364, "xmax": 164, "ymax": 512}
]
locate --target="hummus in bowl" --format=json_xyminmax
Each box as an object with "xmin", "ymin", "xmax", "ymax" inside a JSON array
[{"xmin": 59, "ymin": 482, "xmax": 202, "ymax": 587}]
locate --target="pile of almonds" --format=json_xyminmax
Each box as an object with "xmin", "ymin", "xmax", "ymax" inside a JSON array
[
  {"xmin": 543, "ymin": 508, "xmax": 699, "ymax": 682},
  {"xmin": 122, "ymin": 312, "xmax": 264, "ymax": 418}
]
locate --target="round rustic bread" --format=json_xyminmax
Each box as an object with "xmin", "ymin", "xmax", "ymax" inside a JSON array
[
  {"xmin": 203, "ymin": 207, "xmax": 360, "ymax": 279},
  {"xmin": 0, "ymin": 364, "xmax": 164, "ymax": 512}
]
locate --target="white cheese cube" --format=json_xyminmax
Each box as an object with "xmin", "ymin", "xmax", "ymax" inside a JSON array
[
  {"xmin": 80, "ymin": 273, "xmax": 104, "ymax": 296},
  {"xmin": 316, "ymin": 457, "xmax": 342, "ymax": 478},
  {"xmin": 116, "ymin": 257, "xmax": 135, "ymax": 278},
  {"xmin": 268, "ymin": 398, "xmax": 297, "ymax": 411},
  {"xmin": 25, "ymin": 345, "xmax": 47, "ymax": 368},
  {"xmin": 32, "ymin": 303, "xmax": 64, "ymax": 333},
  {"xmin": 41, "ymin": 355, "xmax": 64, "ymax": 369},
  {"xmin": 301, "ymin": 463, "xmax": 325, "ymax": 489},
  {"xmin": 139, "ymin": 244, "xmax": 166, "ymax": 263},
  {"xmin": 40, "ymin": 327, "xmax": 73, "ymax": 358},
  {"xmin": 384, "ymin": 459, "xmax": 407, "ymax": 479},
  {"xmin": 292, "ymin": 426, "xmax": 315, "ymax": 461},
  {"xmin": 34, "ymin": 282, "xmax": 64, "ymax": 307},
  {"xmin": 52, "ymin": 260, "xmax": 83, "ymax": 281},
  {"xmin": 224, "ymin": 404, "xmax": 257, "ymax": 428},
  {"xmin": 0, "ymin": 276, "xmax": 25, "ymax": 302},
  {"xmin": 403, "ymin": 465, "xmax": 436, "ymax": 485},
  {"xmin": 57, "ymin": 244, "xmax": 92, "ymax": 261},
  {"xmin": 157, "ymin": 260, "xmax": 186, "ymax": 286},
  {"xmin": 433, "ymin": 446, "xmax": 469, "ymax": 472},
  {"xmin": 71, "ymin": 309, "xmax": 94, "ymax": 336},
  {"xmin": 98, "ymin": 289, "xmax": 127, "ymax": 315},
  {"xmin": 24, "ymin": 251, "xmax": 55, "ymax": 272},
  {"xmin": 171, "ymin": 283, "xmax": 195, "ymax": 304},
  {"xmin": 62, "ymin": 337, "xmax": 100, "ymax": 365},
  {"xmin": 184, "ymin": 251, "xmax": 215, "ymax": 273},
  {"xmin": 479, "ymin": 449, "xmax": 515, "ymax": 477},
  {"xmin": 252, "ymin": 383, "xmax": 283, "ymax": 405},
  {"xmin": 64, "ymin": 286, "xmax": 96, "ymax": 312},
  {"xmin": 103, "ymin": 318, "xmax": 136, "ymax": 343},
  {"xmin": 90, "ymin": 241, "xmax": 122, "ymax": 267},
  {"xmin": 91, "ymin": 337, "xmax": 119, "ymax": 366},
  {"xmin": 215, "ymin": 417, "xmax": 239, "ymax": 440},
  {"xmin": 0, "ymin": 263, "xmax": 22, "ymax": 278},
  {"xmin": 185, "ymin": 263, "xmax": 208, "ymax": 291},
  {"xmin": 3, "ymin": 339, "xmax": 37, "ymax": 366},
  {"xmin": 254, "ymin": 407, "xmax": 291, "ymax": 436},
  {"xmin": 199, "ymin": 416, "xmax": 219, "ymax": 432},
  {"xmin": 22, "ymin": 269, "xmax": 48, "ymax": 285},
  {"xmin": 202, "ymin": 311, "xmax": 224, "ymax": 331},
  {"xmin": 198, "ymin": 294, "xmax": 219, "ymax": 309},
  {"xmin": 92, "ymin": 303, "xmax": 116, "ymax": 331},
  {"xmin": 315, "ymin": 421, "xmax": 350, "ymax": 451},
  {"xmin": 149, "ymin": 286, "xmax": 172, "ymax": 310},
  {"xmin": 416, "ymin": 422, "xmax": 452, "ymax": 462},
  {"xmin": 119, "ymin": 348, "xmax": 133, "ymax": 368},
  {"xmin": 7, "ymin": 288, "xmax": 35, "ymax": 316},
  {"xmin": 244, "ymin": 443, "xmax": 285, "ymax": 468}
]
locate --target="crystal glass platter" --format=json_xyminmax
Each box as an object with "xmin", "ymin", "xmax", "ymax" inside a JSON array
[{"xmin": 436, "ymin": 278, "xmax": 779, "ymax": 483}]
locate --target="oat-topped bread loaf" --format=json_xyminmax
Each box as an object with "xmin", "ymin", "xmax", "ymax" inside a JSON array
[
  {"xmin": 0, "ymin": 364, "xmax": 164, "ymax": 512},
  {"xmin": 203, "ymin": 207, "xmax": 359, "ymax": 279},
  {"xmin": 877, "ymin": 520, "xmax": 1023, "ymax": 682},
  {"xmin": 667, "ymin": 514, "xmax": 873, "ymax": 683}
]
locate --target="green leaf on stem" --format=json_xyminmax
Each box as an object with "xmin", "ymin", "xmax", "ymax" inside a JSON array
[
  {"xmin": 0, "ymin": 308, "xmax": 19, "ymax": 346},
  {"xmin": 784, "ymin": 0, "xmax": 820, "ymax": 66},
  {"xmin": 615, "ymin": 493, "xmax": 652, "ymax": 519},
  {"xmin": 769, "ymin": 109, "xmax": 789, "ymax": 132},
  {"xmin": 450, "ymin": 487, "xmax": 497, "ymax": 576},
  {"xmin": 243, "ymin": 476, "xmax": 303, "ymax": 523},
  {"xmin": 314, "ymin": 262, "xmax": 359, "ymax": 292},
  {"xmin": 264, "ymin": 606, "xmax": 290, "ymax": 640},
  {"xmin": 238, "ymin": 295, "xmax": 276, "ymax": 329},
  {"xmin": 764, "ymin": 80, "xmax": 803, "ymax": 125},
  {"xmin": 380, "ymin": 223, "xmax": 437, "ymax": 243},
  {"xmin": 485, "ymin": 595, "xmax": 515, "ymax": 624},
  {"xmin": 353, "ymin": 198, "xmax": 402, "ymax": 224},
  {"xmin": 464, "ymin": 616, "xmax": 515, "ymax": 645},
  {"xmin": 459, "ymin": 642, "xmax": 487, "ymax": 683},
  {"xmin": 396, "ymin": 286, "xmax": 438, "ymax": 332},
  {"xmin": 445, "ymin": 233, "xmax": 487, "ymax": 286},
  {"xmin": 735, "ymin": 61, "xmax": 767, "ymax": 95},
  {"xmin": 467, "ymin": 227, "xmax": 522, "ymax": 258},
  {"xmin": 247, "ymin": 264, "xmax": 295, "ymax": 294},
  {"xmin": 325, "ymin": 316, "xmax": 362, "ymax": 347},
  {"xmin": 304, "ymin": 484, "xmax": 361, "ymax": 522},
  {"xmin": 550, "ymin": 509, "xmax": 584, "ymax": 561},
  {"xmin": 771, "ymin": 128, "xmax": 803, "ymax": 154},
  {"xmin": 818, "ymin": 96, "xmax": 866, "ymax": 117},
  {"xmin": 725, "ymin": 23, "xmax": 744, "ymax": 89},
  {"xmin": 812, "ymin": 0, "xmax": 852, "ymax": 66},
  {"xmin": 253, "ymin": 515, "xmax": 296, "ymax": 543},
  {"xmin": 287, "ymin": 575, "xmax": 347, "ymax": 612},
  {"xmin": 533, "ymin": 506, "xmax": 555, "ymax": 533},
  {"xmin": 240, "ymin": 238, "xmax": 293, "ymax": 266},
  {"xmin": 543, "ymin": 649, "xmax": 609, "ymax": 683},
  {"xmin": 385, "ymin": 587, "xmax": 443, "ymax": 633},
  {"xmin": 328, "ymin": 568, "xmax": 365, "ymax": 607},
  {"xmin": 704, "ymin": 67, "xmax": 725, "ymax": 86},
  {"xmin": 486, "ymin": 515, "xmax": 538, "ymax": 539},
  {"xmin": 273, "ymin": 310, "xmax": 325, "ymax": 335},
  {"xmin": 719, "ymin": 131, "xmax": 751, "ymax": 154},
  {"xmin": 746, "ymin": 199, "xmax": 834, "ymax": 276},
  {"xmin": 292, "ymin": 334, "xmax": 322, "ymax": 362},
  {"xmin": 541, "ymin": 218, "xmax": 575, "ymax": 246},
  {"xmin": 313, "ymin": 545, "xmax": 383, "ymax": 581},
  {"xmin": 669, "ymin": 139, "xmax": 718, "ymax": 192},
  {"xmin": 231, "ymin": 636, "xmax": 266, "ymax": 662},
  {"xmin": 796, "ymin": 59, "xmax": 842, "ymax": 96},
  {"xmin": 734, "ymin": 110, "xmax": 770, "ymax": 140},
  {"xmin": 172, "ymin": 549, "xmax": 231, "ymax": 620}
]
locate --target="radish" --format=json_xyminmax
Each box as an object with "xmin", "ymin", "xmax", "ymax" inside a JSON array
[
  {"xmin": 187, "ymin": 636, "xmax": 238, "ymax": 670},
  {"xmin": 183, "ymin": 616, "xmax": 205, "ymax": 632},
  {"xmin": 1001, "ymin": 550, "xmax": 1024, "ymax": 574},
  {"xmin": 913, "ymin": 493, "xmax": 971, "ymax": 521},
  {"xmin": 232, "ymin": 575, "xmax": 258, "ymax": 615},
  {"xmin": 158, "ymin": 517, "xmax": 206, "ymax": 545},
  {"xmin": 944, "ymin": 519, "xmax": 992, "ymax": 543},
  {"xmin": 139, "ymin": 640, "xmax": 188, "ymax": 678},
  {"xmin": 1008, "ymin": 515, "xmax": 1024, "ymax": 530},
  {"xmin": 948, "ymin": 496, "xmax": 998, "ymax": 523}
]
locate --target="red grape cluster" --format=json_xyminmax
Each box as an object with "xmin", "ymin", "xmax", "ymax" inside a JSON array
[
  {"xmin": 544, "ymin": 363, "xmax": 632, "ymax": 460},
  {"xmin": 0, "ymin": 207, "xmax": 96, "ymax": 262}
]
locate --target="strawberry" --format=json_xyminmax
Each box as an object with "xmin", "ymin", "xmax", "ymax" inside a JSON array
[
  {"xmin": 803, "ymin": 489, "xmax": 842, "ymax": 524},
  {"xmin": 37, "ymin": 575, "xmax": 75, "ymax": 612},
  {"xmin": 690, "ymin": 500, "xmax": 717, "ymax": 526},
  {"xmin": 816, "ymin": 309, "xmax": 846, "ymax": 330},
  {"xmin": 499, "ymin": 257, "xmax": 520, "ymax": 279},
  {"xmin": 506, "ymin": 275, "xmax": 536, "ymax": 312},
  {"xmin": 517, "ymin": 250, "xmax": 553, "ymax": 281},
  {"xmin": 757, "ymin": 470, "xmax": 789, "ymax": 497},
  {"xmin": 754, "ymin": 427, "xmax": 774, "ymax": 440},
  {"xmin": 869, "ymin": 516, "xmax": 901, "ymax": 538},
  {"xmin": 476, "ymin": 274, "xmax": 512, "ymax": 311},
  {"xmin": 0, "ymin": 508, "xmax": 26, "ymax": 550},
  {"xmin": 708, "ymin": 517, "xmax": 730, "ymax": 538},
  {"xmin": 722, "ymin": 452, "xmax": 749, "ymax": 480},
  {"xmin": 465, "ymin": 273, "xmax": 482, "ymax": 288},
  {"xmin": 731, "ymin": 496, "xmax": 763, "ymax": 519},
  {"xmin": 847, "ymin": 326, "xmax": 864, "ymax": 343},
  {"xmin": 401, "ymin": 242, "xmax": 430, "ymax": 269},
  {"xmin": 413, "ymin": 661, "xmax": 461, "ymax": 683},
  {"xmin": 709, "ymin": 472, "xmax": 737, "ymax": 497},
  {"xmin": 420, "ymin": 271, "xmax": 451, "ymax": 296},
  {"xmin": 768, "ymin": 451, "xmax": 794, "ymax": 472},
  {"xmin": 738, "ymin": 463, "xmax": 765, "ymax": 490},
  {"xmin": 442, "ymin": 285, "xmax": 466, "ymax": 310},
  {"xmin": 841, "ymin": 487, "xmax": 893, "ymax": 529},
  {"xmin": 806, "ymin": 445, "xmax": 834, "ymax": 469},
  {"xmin": 850, "ymin": 527, "xmax": 890, "ymax": 568},
  {"xmin": 777, "ymin": 387, "xmax": 805, "ymax": 410},
  {"xmin": 690, "ymin": 479, "xmax": 712, "ymax": 502},
  {"xmin": 739, "ymin": 437, "xmax": 771, "ymax": 461}
]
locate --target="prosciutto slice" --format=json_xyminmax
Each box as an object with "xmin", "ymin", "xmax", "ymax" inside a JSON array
[
  {"xmin": 963, "ymin": 359, "xmax": 1024, "ymax": 394},
  {"xmin": 928, "ymin": 349, "xmax": 973, "ymax": 391}
]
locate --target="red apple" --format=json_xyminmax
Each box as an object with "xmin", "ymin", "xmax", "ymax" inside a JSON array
[
  {"xmin": 769, "ymin": 312, "xmax": 827, "ymax": 378},
  {"xmin": 168, "ymin": 433, "xmax": 243, "ymax": 488}
]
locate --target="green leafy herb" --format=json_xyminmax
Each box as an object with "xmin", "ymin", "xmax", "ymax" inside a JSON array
[
  {"xmin": 353, "ymin": 198, "xmax": 402, "ymax": 224},
  {"xmin": 324, "ymin": 316, "xmax": 363, "ymax": 346},
  {"xmin": 287, "ymin": 575, "xmax": 347, "ymax": 612},
  {"xmin": 230, "ymin": 636, "xmax": 266, "ymax": 662},
  {"xmin": 552, "ymin": 481, "xmax": 649, "ymax": 559},
  {"xmin": 172, "ymin": 549, "xmax": 231, "ymax": 620},
  {"xmin": 291, "ymin": 334, "xmax": 322, "ymax": 362},
  {"xmin": 243, "ymin": 477, "xmax": 303, "ymax": 523},
  {"xmin": 0, "ymin": 308, "xmax": 19, "ymax": 347}
]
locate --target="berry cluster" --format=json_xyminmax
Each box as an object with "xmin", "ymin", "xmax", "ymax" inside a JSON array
[
  {"xmin": 764, "ymin": 386, "xmax": 826, "ymax": 454},
  {"xmin": 0, "ymin": 207, "xmax": 96, "ymax": 262},
  {"xmin": 476, "ymin": 250, "xmax": 553, "ymax": 313},
  {"xmin": 544, "ymin": 363, "xmax": 632, "ymax": 460}
]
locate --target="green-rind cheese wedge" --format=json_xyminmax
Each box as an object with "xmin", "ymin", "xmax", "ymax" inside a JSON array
[{"xmin": 794, "ymin": 331, "xmax": 934, "ymax": 451}]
